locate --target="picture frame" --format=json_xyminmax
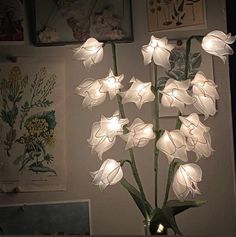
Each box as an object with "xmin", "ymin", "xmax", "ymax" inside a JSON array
[
  {"xmin": 0, "ymin": 0, "xmax": 24, "ymax": 45},
  {"xmin": 31, "ymin": 0, "xmax": 133, "ymax": 46},
  {"xmin": 146, "ymin": 0, "xmax": 207, "ymax": 32}
]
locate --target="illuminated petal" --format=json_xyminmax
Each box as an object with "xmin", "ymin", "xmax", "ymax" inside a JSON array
[
  {"xmin": 201, "ymin": 31, "xmax": 235, "ymax": 62},
  {"xmin": 90, "ymin": 159, "xmax": 123, "ymax": 191},
  {"xmin": 74, "ymin": 37, "xmax": 104, "ymax": 69},
  {"xmin": 173, "ymin": 164, "xmax": 202, "ymax": 200},
  {"xmin": 156, "ymin": 130, "xmax": 188, "ymax": 163},
  {"xmin": 121, "ymin": 77, "xmax": 155, "ymax": 109},
  {"xmin": 141, "ymin": 45, "xmax": 154, "ymax": 65}
]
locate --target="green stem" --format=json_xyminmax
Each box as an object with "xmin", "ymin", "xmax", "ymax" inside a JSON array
[
  {"xmin": 110, "ymin": 42, "xmax": 150, "ymax": 218},
  {"xmin": 153, "ymin": 63, "xmax": 160, "ymax": 208}
]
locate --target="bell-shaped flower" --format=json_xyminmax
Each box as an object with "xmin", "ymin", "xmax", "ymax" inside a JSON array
[
  {"xmin": 97, "ymin": 111, "xmax": 129, "ymax": 139},
  {"xmin": 173, "ymin": 163, "xmax": 202, "ymax": 200},
  {"xmin": 99, "ymin": 69, "xmax": 124, "ymax": 99},
  {"xmin": 191, "ymin": 72, "xmax": 219, "ymax": 119},
  {"xmin": 74, "ymin": 37, "xmax": 104, "ymax": 69},
  {"xmin": 90, "ymin": 159, "xmax": 123, "ymax": 191},
  {"xmin": 186, "ymin": 134, "xmax": 214, "ymax": 161},
  {"xmin": 201, "ymin": 30, "xmax": 235, "ymax": 63},
  {"xmin": 88, "ymin": 111, "xmax": 129, "ymax": 159},
  {"xmin": 160, "ymin": 79, "xmax": 193, "ymax": 113},
  {"xmin": 121, "ymin": 118, "xmax": 155, "ymax": 150},
  {"xmin": 121, "ymin": 77, "xmax": 155, "ymax": 109},
  {"xmin": 156, "ymin": 130, "xmax": 188, "ymax": 163},
  {"xmin": 179, "ymin": 113, "xmax": 210, "ymax": 142},
  {"xmin": 141, "ymin": 36, "xmax": 175, "ymax": 69},
  {"xmin": 87, "ymin": 122, "xmax": 116, "ymax": 159},
  {"xmin": 75, "ymin": 79, "xmax": 106, "ymax": 109}
]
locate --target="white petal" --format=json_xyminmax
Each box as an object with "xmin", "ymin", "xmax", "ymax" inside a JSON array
[
  {"xmin": 153, "ymin": 47, "xmax": 171, "ymax": 69},
  {"xmin": 141, "ymin": 45, "xmax": 154, "ymax": 65}
]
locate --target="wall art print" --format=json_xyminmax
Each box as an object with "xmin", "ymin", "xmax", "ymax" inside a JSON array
[
  {"xmin": 0, "ymin": 58, "xmax": 66, "ymax": 192},
  {"xmin": 32, "ymin": 0, "xmax": 133, "ymax": 46},
  {"xmin": 147, "ymin": 0, "xmax": 206, "ymax": 32},
  {"xmin": 0, "ymin": 0, "xmax": 24, "ymax": 44}
]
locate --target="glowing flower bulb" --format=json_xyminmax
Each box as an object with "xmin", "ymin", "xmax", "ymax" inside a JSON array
[
  {"xmin": 74, "ymin": 37, "xmax": 104, "ymax": 69},
  {"xmin": 121, "ymin": 118, "xmax": 155, "ymax": 150},
  {"xmin": 90, "ymin": 159, "xmax": 123, "ymax": 191},
  {"xmin": 173, "ymin": 163, "xmax": 202, "ymax": 200},
  {"xmin": 121, "ymin": 77, "xmax": 155, "ymax": 109},
  {"xmin": 100, "ymin": 69, "xmax": 124, "ymax": 99},
  {"xmin": 156, "ymin": 130, "xmax": 188, "ymax": 163},
  {"xmin": 201, "ymin": 30, "xmax": 236, "ymax": 62},
  {"xmin": 191, "ymin": 72, "xmax": 219, "ymax": 119},
  {"xmin": 141, "ymin": 35, "xmax": 175, "ymax": 69},
  {"xmin": 160, "ymin": 79, "xmax": 193, "ymax": 112},
  {"xmin": 75, "ymin": 79, "xmax": 106, "ymax": 109}
]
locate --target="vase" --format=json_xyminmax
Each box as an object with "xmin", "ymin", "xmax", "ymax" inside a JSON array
[{"xmin": 143, "ymin": 220, "xmax": 168, "ymax": 235}]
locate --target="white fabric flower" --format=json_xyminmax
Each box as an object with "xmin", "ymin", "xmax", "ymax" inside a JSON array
[
  {"xmin": 88, "ymin": 111, "xmax": 129, "ymax": 159},
  {"xmin": 121, "ymin": 118, "xmax": 155, "ymax": 150},
  {"xmin": 156, "ymin": 130, "xmax": 188, "ymax": 163},
  {"xmin": 74, "ymin": 37, "xmax": 104, "ymax": 69},
  {"xmin": 201, "ymin": 30, "xmax": 236, "ymax": 62},
  {"xmin": 160, "ymin": 79, "xmax": 193, "ymax": 112},
  {"xmin": 99, "ymin": 69, "xmax": 124, "ymax": 99},
  {"xmin": 141, "ymin": 36, "xmax": 175, "ymax": 69},
  {"xmin": 75, "ymin": 79, "xmax": 106, "ymax": 109},
  {"xmin": 191, "ymin": 72, "xmax": 219, "ymax": 119},
  {"xmin": 121, "ymin": 77, "xmax": 155, "ymax": 109},
  {"xmin": 173, "ymin": 164, "xmax": 202, "ymax": 200},
  {"xmin": 90, "ymin": 159, "xmax": 123, "ymax": 191},
  {"xmin": 180, "ymin": 113, "xmax": 213, "ymax": 160}
]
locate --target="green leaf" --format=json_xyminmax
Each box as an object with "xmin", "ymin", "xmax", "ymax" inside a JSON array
[
  {"xmin": 191, "ymin": 53, "xmax": 202, "ymax": 69},
  {"xmin": 166, "ymin": 200, "xmax": 207, "ymax": 215},
  {"xmin": 13, "ymin": 155, "xmax": 25, "ymax": 165},
  {"xmin": 29, "ymin": 162, "xmax": 57, "ymax": 175},
  {"xmin": 120, "ymin": 178, "xmax": 152, "ymax": 218}
]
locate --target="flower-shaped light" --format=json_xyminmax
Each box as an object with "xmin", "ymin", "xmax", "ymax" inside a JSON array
[
  {"xmin": 74, "ymin": 37, "xmax": 104, "ymax": 69},
  {"xmin": 191, "ymin": 72, "xmax": 219, "ymax": 119},
  {"xmin": 88, "ymin": 111, "xmax": 129, "ymax": 159},
  {"xmin": 75, "ymin": 79, "xmax": 106, "ymax": 109},
  {"xmin": 160, "ymin": 79, "xmax": 193, "ymax": 113},
  {"xmin": 141, "ymin": 35, "xmax": 175, "ymax": 69},
  {"xmin": 201, "ymin": 30, "xmax": 236, "ymax": 62},
  {"xmin": 179, "ymin": 113, "xmax": 213, "ymax": 160},
  {"xmin": 121, "ymin": 118, "xmax": 155, "ymax": 150},
  {"xmin": 90, "ymin": 159, "xmax": 123, "ymax": 191},
  {"xmin": 99, "ymin": 69, "xmax": 124, "ymax": 99},
  {"xmin": 121, "ymin": 77, "xmax": 155, "ymax": 109},
  {"xmin": 173, "ymin": 163, "xmax": 202, "ymax": 200},
  {"xmin": 156, "ymin": 130, "xmax": 188, "ymax": 163}
]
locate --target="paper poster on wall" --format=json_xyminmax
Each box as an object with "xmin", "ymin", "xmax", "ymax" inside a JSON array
[{"xmin": 0, "ymin": 58, "xmax": 66, "ymax": 192}]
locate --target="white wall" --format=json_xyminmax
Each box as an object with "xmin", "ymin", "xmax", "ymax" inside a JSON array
[{"xmin": 0, "ymin": 0, "xmax": 235, "ymax": 235}]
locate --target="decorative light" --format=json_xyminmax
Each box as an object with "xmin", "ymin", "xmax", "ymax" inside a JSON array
[
  {"xmin": 160, "ymin": 79, "xmax": 193, "ymax": 112},
  {"xmin": 156, "ymin": 130, "xmax": 188, "ymax": 163},
  {"xmin": 121, "ymin": 77, "xmax": 155, "ymax": 109},
  {"xmin": 121, "ymin": 118, "xmax": 155, "ymax": 150},
  {"xmin": 201, "ymin": 30, "xmax": 236, "ymax": 62},
  {"xmin": 75, "ymin": 79, "xmax": 106, "ymax": 109},
  {"xmin": 90, "ymin": 159, "xmax": 123, "ymax": 191},
  {"xmin": 141, "ymin": 35, "xmax": 175, "ymax": 69},
  {"xmin": 173, "ymin": 164, "xmax": 202, "ymax": 201},
  {"xmin": 191, "ymin": 71, "xmax": 219, "ymax": 119},
  {"xmin": 88, "ymin": 111, "xmax": 129, "ymax": 159},
  {"xmin": 74, "ymin": 37, "xmax": 104, "ymax": 69},
  {"xmin": 99, "ymin": 69, "xmax": 124, "ymax": 99}
]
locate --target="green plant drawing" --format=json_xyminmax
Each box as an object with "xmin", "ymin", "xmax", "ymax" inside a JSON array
[
  {"xmin": 20, "ymin": 67, "xmax": 56, "ymax": 129},
  {"xmin": 15, "ymin": 111, "xmax": 57, "ymax": 175},
  {"xmin": 0, "ymin": 66, "xmax": 28, "ymax": 156}
]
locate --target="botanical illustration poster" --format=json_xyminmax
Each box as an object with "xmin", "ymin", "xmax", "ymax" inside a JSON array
[
  {"xmin": 0, "ymin": 0, "xmax": 24, "ymax": 44},
  {"xmin": 0, "ymin": 58, "xmax": 66, "ymax": 192},
  {"xmin": 156, "ymin": 39, "xmax": 214, "ymax": 117},
  {"xmin": 147, "ymin": 0, "xmax": 206, "ymax": 32}
]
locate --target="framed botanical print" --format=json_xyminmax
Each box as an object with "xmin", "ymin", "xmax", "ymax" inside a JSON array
[{"xmin": 31, "ymin": 0, "xmax": 133, "ymax": 46}]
